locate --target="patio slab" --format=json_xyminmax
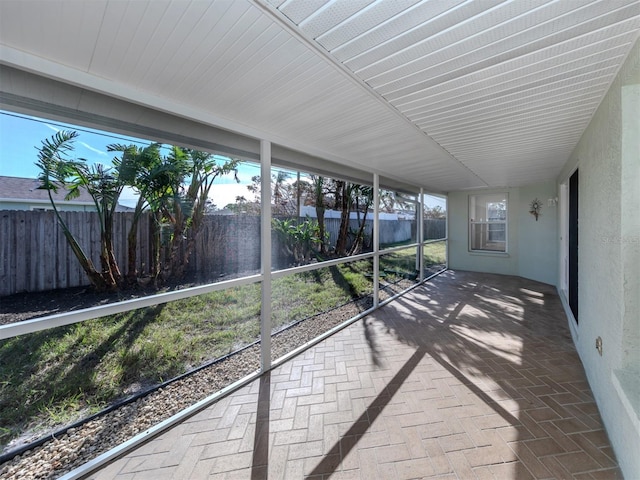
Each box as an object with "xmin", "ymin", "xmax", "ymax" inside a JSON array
[{"xmin": 88, "ymin": 270, "xmax": 621, "ymax": 479}]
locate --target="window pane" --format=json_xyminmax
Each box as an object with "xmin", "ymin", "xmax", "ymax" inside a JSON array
[
  {"xmin": 0, "ymin": 284, "xmax": 261, "ymax": 453},
  {"xmin": 469, "ymin": 193, "xmax": 507, "ymax": 252},
  {"xmin": 193, "ymin": 159, "xmax": 262, "ymax": 280},
  {"xmin": 470, "ymin": 223, "xmax": 506, "ymax": 252},
  {"xmin": 271, "ymin": 258, "xmax": 374, "ymax": 362},
  {"xmin": 270, "ymin": 168, "xmax": 375, "ymax": 270},
  {"xmin": 488, "ymin": 223, "xmax": 506, "ymax": 242},
  {"xmin": 0, "ymin": 109, "xmax": 263, "ymax": 319},
  {"xmin": 380, "ymin": 189, "xmax": 417, "ymax": 249},
  {"xmin": 423, "ymin": 194, "xmax": 447, "ymax": 240},
  {"xmin": 380, "ymin": 248, "xmax": 419, "ymax": 299},
  {"xmin": 469, "ymin": 194, "xmax": 507, "ymax": 222},
  {"xmin": 271, "ymin": 168, "xmax": 325, "ymax": 270},
  {"xmin": 423, "ymin": 240, "xmax": 447, "ymax": 275}
]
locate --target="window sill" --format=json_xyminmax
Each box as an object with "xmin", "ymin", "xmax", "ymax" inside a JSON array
[{"xmin": 468, "ymin": 251, "xmax": 510, "ymax": 257}]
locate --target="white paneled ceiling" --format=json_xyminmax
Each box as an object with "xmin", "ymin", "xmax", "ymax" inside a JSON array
[{"xmin": 1, "ymin": 0, "xmax": 639, "ymax": 192}]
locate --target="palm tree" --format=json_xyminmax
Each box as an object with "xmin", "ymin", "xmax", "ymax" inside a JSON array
[
  {"xmin": 312, "ymin": 175, "xmax": 328, "ymax": 254},
  {"xmin": 36, "ymin": 131, "xmax": 123, "ymax": 292},
  {"xmin": 349, "ymin": 184, "xmax": 373, "ymax": 255},
  {"xmin": 161, "ymin": 148, "xmax": 239, "ymax": 279},
  {"xmin": 108, "ymin": 142, "xmax": 179, "ymax": 285}
]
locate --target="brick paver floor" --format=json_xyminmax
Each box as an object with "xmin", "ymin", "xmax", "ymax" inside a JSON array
[{"xmin": 89, "ymin": 270, "xmax": 621, "ymax": 479}]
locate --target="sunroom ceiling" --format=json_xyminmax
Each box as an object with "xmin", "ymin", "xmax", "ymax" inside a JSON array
[{"xmin": 0, "ymin": 0, "xmax": 638, "ymax": 192}]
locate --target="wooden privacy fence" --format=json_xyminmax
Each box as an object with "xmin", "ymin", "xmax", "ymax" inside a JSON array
[
  {"xmin": 0, "ymin": 211, "xmax": 263, "ymax": 297},
  {"xmin": 321, "ymin": 217, "xmax": 445, "ymax": 247},
  {"xmin": 0, "ymin": 211, "xmax": 445, "ymax": 296},
  {"xmin": 1, "ymin": 211, "xmax": 152, "ymax": 296}
]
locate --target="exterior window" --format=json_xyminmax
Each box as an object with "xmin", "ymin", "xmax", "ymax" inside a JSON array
[{"xmin": 469, "ymin": 193, "xmax": 507, "ymax": 252}]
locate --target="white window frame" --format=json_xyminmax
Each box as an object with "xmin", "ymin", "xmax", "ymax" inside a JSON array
[{"xmin": 469, "ymin": 193, "xmax": 508, "ymax": 253}]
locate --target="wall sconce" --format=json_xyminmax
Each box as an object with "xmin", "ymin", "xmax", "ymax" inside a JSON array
[{"xmin": 529, "ymin": 198, "xmax": 542, "ymax": 221}]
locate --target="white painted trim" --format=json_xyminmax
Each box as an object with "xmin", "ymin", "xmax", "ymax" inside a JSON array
[
  {"xmin": 419, "ymin": 188, "xmax": 424, "ymax": 282},
  {"xmin": 271, "ymin": 251, "xmax": 374, "ymax": 280},
  {"xmin": 260, "ymin": 140, "xmax": 272, "ymax": 372},
  {"xmin": 468, "ymin": 192, "xmax": 509, "ymax": 254},
  {"xmin": 380, "ymin": 242, "xmax": 420, "ymax": 255},
  {"xmin": 0, "ymin": 274, "xmax": 262, "ymax": 340},
  {"xmin": 373, "ymin": 174, "xmax": 380, "ymax": 308},
  {"xmin": 424, "ymin": 238, "xmax": 447, "ymax": 244},
  {"xmin": 559, "ymin": 181, "xmax": 569, "ymax": 300},
  {"xmin": 445, "ymin": 196, "xmax": 450, "ymax": 269}
]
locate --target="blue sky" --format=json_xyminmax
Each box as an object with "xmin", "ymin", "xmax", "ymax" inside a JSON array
[
  {"xmin": 0, "ymin": 111, "xmax": 151, "ymax": 178},
  {"xmin": 0, "ymin": 110, "xmax": 445, "ymax": 210},
  {"xmin": 0, "ymin": 110, "xmax": 256, "ymax": 208}
]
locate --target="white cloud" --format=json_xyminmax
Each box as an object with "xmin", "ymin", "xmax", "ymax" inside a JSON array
[
  {"xmin": 209, "ymin": 183, "xmax": 253, "ymax": 209},
  {"xmin": 119, "ymin": 186, "xmax": 140, "ymax": 208},
  {"xmin": 80, "ymin": 142, "xmax": 107, "ymax": 156},
  {"xmin": 118, "ymin": 183, "xmax": 252, "ymax": 210},
  {"xmin": 44, "ymin": 123, "xmax": 60, "ymax": 133}
]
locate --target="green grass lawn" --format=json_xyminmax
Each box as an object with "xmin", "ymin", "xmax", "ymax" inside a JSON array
[
  {"xmin": 424, "ymin": 240, "xmax": 447, "ymax": 266},
  {"xmin": 271, "ymin": 259, "xmax": 373, "ymax": 330},
  {"xmin": 378, "ymin": 241, "xmax": 447, "ymax": 279}
]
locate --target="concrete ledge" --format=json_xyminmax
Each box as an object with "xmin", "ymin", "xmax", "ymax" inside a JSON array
[{"xmin": 613, "ymin": 369, "xmax": 640, "ymax": 434}]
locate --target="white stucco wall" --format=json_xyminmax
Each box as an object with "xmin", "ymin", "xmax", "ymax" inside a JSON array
[
  {"xmin": 448, "ymin": 181, "xmax": 558, "ymax": 286},
  {"xmin": 517, "ymin": 182, "xmax": 559, "ymax": 286},
  {"xmin": 557, "ymin": 39, "xmax": 639, "ymax": 479}
]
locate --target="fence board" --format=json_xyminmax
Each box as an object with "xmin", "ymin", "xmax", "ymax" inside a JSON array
[
  {"xmin": 0, "ymin": 211, "xmax": 447, "ymax": 296},
  {"xmin": 28, "ymin": 211, "xmax": 38, "ymax": 292},
  {"xmin": 13, "ymin": 211, "xmax": 24, "ymax": 293},
  {"xmin": 37, "ymin": 213, "xmax": 47, "ymax": 291},
  {"xmin": 56, "ymin": 216, "xmax": 66, "ymax": 291},
  {"xmin": 424, "ymin": 218, "xmax": 446, "ymax": 240},
  {"xmin": 0, "ymin": 212, "xmax": 10, "ymax": 294}
]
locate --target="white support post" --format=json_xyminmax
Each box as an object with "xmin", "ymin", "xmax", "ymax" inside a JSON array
[
  {"xmin": 373, "ymin": 174, "xmax": 379, "ymax": 309},
  {"xmin": 260, "ymin": 139, "xmax": 272, "ymax": 372},
  {"xmin": 419, "ymin": 188, "xmax": 424, "ymax": 282},
  {"xmin": 445, "ymin": 195, "xmax": 449, "ymax": 270}
]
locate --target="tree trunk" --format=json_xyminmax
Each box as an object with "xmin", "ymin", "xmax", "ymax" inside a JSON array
[
  {"xmin": 99, "ymin": 237, "xmax": 118, "ymax": 291},
  {"xmin": 126, "ymin": 197, "xmax": 146, "ymax": 285},
  {"xmin": 151, "ymin": 213, "xmax": 162, "ymax": 286},
  {"xmin": 165, "ymin": 227, "xmax": 185, "ymax": 279},
  {"xmin": 316, "ymin": 206, "xmax": 326, "ymax": 254},
  {"xmin": 335, "ymin": 182, "xmax": 351, "ymax": 256},
  {"xmin": 349, "ymin": 204, "xmax": 368, "ymax": 256},
  {"xmin": 50, "ymin": 194, "xmax": 114, "ymax": 292},
  {"xmin": 100, "ymin": 210, "xmax": 121, "ymax": 291},
  {"xmin": 126, "ymin": 225, "xmax": 139, "ymax": 285},
  {"xmin": 314, "ymin": 177, "xmax": 327, "ymax": 254}
]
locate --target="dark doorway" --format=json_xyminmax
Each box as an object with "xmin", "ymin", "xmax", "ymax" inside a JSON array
[{"xmin": 568, "ymin": 169, "xmax": 579, "ymax": 322}]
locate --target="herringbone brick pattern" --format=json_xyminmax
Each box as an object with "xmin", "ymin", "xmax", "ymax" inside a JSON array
[{"xmin": 90, "ymin": 271, "xmax": 621, "ymax": 479}]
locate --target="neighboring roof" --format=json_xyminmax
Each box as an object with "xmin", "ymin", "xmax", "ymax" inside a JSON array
[{"xmin": 0, "ymin": 175, "xmax": 95, "ymax": 204}]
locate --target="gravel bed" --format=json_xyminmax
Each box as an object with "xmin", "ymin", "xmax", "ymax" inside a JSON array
[{"xmin": 0, "ymin": 280, "xmax": 416, "ymax": 480}]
